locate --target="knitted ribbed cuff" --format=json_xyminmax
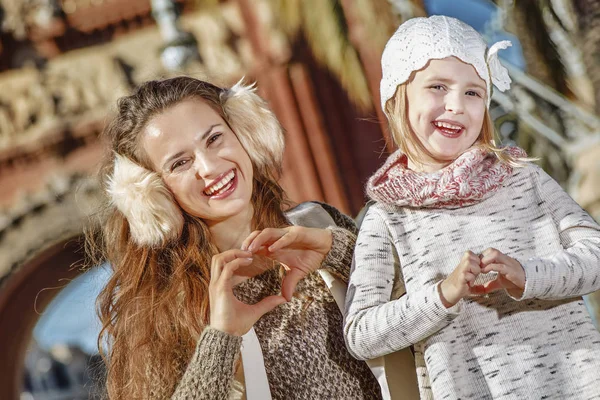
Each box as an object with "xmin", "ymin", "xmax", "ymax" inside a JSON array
[
  {"xmin": 510, "ymin": 258, "xmax": 545, "ymax": 301},
  {"xmin": 196, "ymin": 326, "xmax": 243, "ymax": 370},
  {"xmin": 172, "ymin": 327, "xmax": 243, "ymax": 399},
  {"xmin": 321, "ymin": 226, "xmax": 356, "ymax": 281},
  {"xmin": 433, "ymin": 281, "xmax": 463, "ymax": 316}
]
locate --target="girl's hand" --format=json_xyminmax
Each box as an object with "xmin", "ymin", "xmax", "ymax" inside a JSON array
[
  {"xmin": 479, "ymin": 248, "xmax": 525, "ymax": 297},
  {"xmin": 241, "ymin": 227, "xmax": 333, "ymax": 301},
  {"xmin": 209, "ymin": 249, "xmax": 287, "ymax": 336},
  {"xmin": 439, "ymin": 251, "xmax": 483, "ymax": 308}
]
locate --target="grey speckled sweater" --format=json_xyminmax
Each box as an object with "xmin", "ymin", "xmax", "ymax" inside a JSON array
[
  {"xmin": 171, "ymin": 202, "xmax": 382, "ymax": 400},
  {"xmin": 345, "ymin": 163, "xmax": 600, "ymax": 400}
]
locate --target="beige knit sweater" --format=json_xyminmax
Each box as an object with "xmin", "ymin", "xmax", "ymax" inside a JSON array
[{"xmin": 170, "ymin": 202, "xmax": 382, "ymax": 400}]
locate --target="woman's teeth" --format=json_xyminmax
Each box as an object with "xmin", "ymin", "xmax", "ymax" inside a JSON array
[{"xmin": 204, "ymin": 170, "xmax": 235, "ymax": 196}]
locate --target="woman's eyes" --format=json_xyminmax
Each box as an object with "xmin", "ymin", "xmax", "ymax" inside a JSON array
[
  {"xmin": 430, "ymin": 84, "xmax": 445, "ymax": 91},
  {"xmin": 466, "ymin": 90, "xmax": 482, "ymax": 97},
  {"xmin": 169, "ymin": 133, "xmax": 223, "ymax": 172},
  {"xmin": 171, "ymin": 159, "xmax": 189, "ymax": 171},
  {"xmin": 207, "ymin": 133, "xmax": 223, "ymax": 146}
]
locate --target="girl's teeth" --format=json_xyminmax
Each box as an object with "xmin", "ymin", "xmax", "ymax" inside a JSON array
[{"xmin": 435, "ymin": 122, "xmax": 461, "ymax": 130}]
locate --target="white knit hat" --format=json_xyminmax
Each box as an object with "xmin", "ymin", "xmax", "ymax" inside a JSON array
[{"xmin": 380, "ymin": 15, "xmax": 512, "ymax": 112}]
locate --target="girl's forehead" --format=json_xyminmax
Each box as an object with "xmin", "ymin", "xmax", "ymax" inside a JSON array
[{"xmin": 412, "ymin": 57, "xmax": 486, "ymax": 85}]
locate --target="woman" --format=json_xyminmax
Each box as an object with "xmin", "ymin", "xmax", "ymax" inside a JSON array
[{"xmin": 86, "ymin": 76, "xmax": 382, "ymax": 399}]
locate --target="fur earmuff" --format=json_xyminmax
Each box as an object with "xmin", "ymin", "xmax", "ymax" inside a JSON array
[
  {"xmin": 222, "ymin": 79, "xmax": 285, "ymax": 175},
  {"xmin": 107, "ymin": 154, "xmax": 184, "ymax": 247}
]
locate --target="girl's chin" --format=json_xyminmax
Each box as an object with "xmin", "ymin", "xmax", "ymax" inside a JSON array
[
  {"xmin": 430, "ymin": 143, "xmax": 473, "ymax": 158},
  {"xmin": 429, "ymin": 149, "xmax": 463, "ymax": 161}
]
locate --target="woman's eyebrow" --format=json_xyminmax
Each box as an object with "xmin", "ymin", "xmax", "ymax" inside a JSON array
[
  {"xmin": 162, "ymin": 151, "xmax": 186, "ymax": 171},
  {"xmin": 195, "ymin": 123, "xmax": 221, "ymax": 142}
]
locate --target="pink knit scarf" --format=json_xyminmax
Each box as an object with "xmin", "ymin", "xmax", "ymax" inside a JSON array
[{"xmin": 366, "ymin": 146, "xmax": 527, "ymax": 209}]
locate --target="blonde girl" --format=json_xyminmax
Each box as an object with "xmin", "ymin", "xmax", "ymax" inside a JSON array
[{"xmin": 344, "ymin": 16, "xmax": 600, "ymax": 400}]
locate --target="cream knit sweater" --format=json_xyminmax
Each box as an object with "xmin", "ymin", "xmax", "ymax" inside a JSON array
[{"xmin": 345, "ymin": 163, "xmax": 600, "ymax": 399}]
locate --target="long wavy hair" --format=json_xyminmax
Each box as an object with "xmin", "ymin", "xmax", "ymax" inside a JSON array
[
  {"xmin": 86, "ymin": 77, "xmax": 290, "ymax": 399},
  {"xmin": 385, "ymin": 83, "xmax": 528, "ymax": 167}
]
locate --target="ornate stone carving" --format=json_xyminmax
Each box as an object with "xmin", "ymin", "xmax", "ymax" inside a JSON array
[
  {"xmin": 0, "ymin": 6, "xmax": 264, "ymax": 153},
  {"xmin": 0, "ymin": 0, "xmax": 60, "ymax": 39},
  {"xmin": 0, "ymin": 173, "xmax": 101, "ymax": 282}
]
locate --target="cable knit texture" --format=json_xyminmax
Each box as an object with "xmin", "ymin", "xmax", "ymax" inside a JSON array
[
  {"xmin": 170, "ymin": 202, "xmax": 381, "ymax": 400},
  {"xmin": 346, "ymin": 155, "xmax": 600, "ymax": 399},
  {"xmin": 367, "ymin": 146, "xmax": 526, "ymax": 209},
  {"xmin": 380, "ymin": 15, "xmax": 512, "ymax": 111}
]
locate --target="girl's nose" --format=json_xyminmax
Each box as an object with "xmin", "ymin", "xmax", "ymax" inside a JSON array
[{"xmin": 445, "ymin": 93, "xmax": 465, "ymax": 114}]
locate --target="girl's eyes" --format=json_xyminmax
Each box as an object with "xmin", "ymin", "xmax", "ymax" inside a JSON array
[
  {"xmin": 429, "ymin": 85, "xmax": 482, "ymax": 98},
  {"xmin": 466, "ymin": 90, "xmax": 482, "ymax": 98}
]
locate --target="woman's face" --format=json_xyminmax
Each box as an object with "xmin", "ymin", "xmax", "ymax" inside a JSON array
[
  {"xmin": 406, "ymin": 56, "xmax": 486, "ymax": 164},
  {"xmin": 142, "ymin": 99, "xmax": 254, "ymax": 225}
]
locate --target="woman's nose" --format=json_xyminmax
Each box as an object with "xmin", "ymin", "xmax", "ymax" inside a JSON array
[{"xmin": 192, "ymin": 153, "xmax": 219, "ymax": 179}]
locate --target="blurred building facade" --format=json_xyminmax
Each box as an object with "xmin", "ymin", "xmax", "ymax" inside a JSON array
[
  {"xmin": 0, "ymin": 0, "xmax": 598, "ymax": 399},
  {"xmin": 22, "ymin": 341, "xmax": 105, "ymax": 399}
]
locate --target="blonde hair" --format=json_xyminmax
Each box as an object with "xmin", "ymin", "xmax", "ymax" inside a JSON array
[
  {"xmin": 385, "ymin": 84, "xmax": 527, "ymax": 167},
  {"xmin": 86, "ymin": 77, "xmax": 289, "ymax": 399}
]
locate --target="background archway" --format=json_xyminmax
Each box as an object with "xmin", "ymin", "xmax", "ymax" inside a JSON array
[
  {"xmin": 0, "ymin": 176, "xmax": 101, "ymax": 399},
  {"xmin": 0, "ymin": 238, "xmax": 85, "ymax": 399}
]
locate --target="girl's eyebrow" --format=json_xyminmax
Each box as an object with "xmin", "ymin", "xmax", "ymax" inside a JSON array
[
  {"xmin": 424, "ymin": 77, "xmax": 486, "ymax": 92},
  {"xmin": 161, "ymin": 124, "xmax": 222, "ymax": 171}
]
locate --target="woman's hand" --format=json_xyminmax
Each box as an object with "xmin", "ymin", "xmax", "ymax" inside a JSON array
[
  {"xmin": 478, "ymin": 247, "xmax": 525, "ymax": 298},
  {"xmin": 241, "ymin": 226, "xmax": 333, "ymax": 301},
  {"xmin": 209, "ymin": 249, "xmax": 287, "ymax": 336},
  {"xmin": 439, "ymin": 251, "xmax": 484, "ymax": 308}
]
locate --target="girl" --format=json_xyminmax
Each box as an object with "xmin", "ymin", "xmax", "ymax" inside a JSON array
[
  {"xmin": 344, "ymin": 15, "xmax": 600, "ymax": 400},
  {"xmin": 87, "ymin": 76, "xmax": 382, "ymax": 399}
]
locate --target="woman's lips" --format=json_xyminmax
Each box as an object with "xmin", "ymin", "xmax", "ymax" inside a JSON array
[{"xmin": 207, "ymin": 171, "xmax": 238, "ymax": 200}]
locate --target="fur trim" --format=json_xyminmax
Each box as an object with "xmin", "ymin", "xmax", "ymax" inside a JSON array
[
  {"xmin": 107, "ymin": 154, "xmax": 184, "ymax": 247},
  {"xmin": 222, "ymin": 79, "xmax": 285, "ymax": 175}
]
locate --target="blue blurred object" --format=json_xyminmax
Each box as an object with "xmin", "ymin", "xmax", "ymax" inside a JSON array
[
  {"xmin": 424, "ymin": 0, "xmax": 526, "ymax": 70},
  {"xmin": 34, "ymin": 266, "xmax": 111, "ymax": 355}
]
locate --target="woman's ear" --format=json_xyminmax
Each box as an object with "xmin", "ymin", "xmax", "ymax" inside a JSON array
[{"xmin": 107, "ymin": 154, "xmax": 184, "ymax": 247}]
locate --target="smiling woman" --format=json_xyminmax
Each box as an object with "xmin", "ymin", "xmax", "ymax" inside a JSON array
[
  {"xmin": 86, "ymin": 77, "xmax": 382, "ymax": 399},
  {"xmin": 142, "ymin": 99, "xmax": 255, "ymax": 229}
]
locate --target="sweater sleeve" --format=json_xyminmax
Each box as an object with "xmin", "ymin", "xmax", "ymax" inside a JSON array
[
  {"xmin": 316, "ymin": 201, "xmax": 359, "ymax": 235},
  {"xmin": 515, "ymin": 165, "xmax": 600, "ymax": 301},
  {"xmin": 344, "ymin": 206, "xmax": 461, "ymax": 361},
  {"xmin": 314, "ymin": 202, "xmax": 357, "ymax": 283},
  {"xmin": 171, "ymin": 327, "xmax": 242, "ymax": 400}
]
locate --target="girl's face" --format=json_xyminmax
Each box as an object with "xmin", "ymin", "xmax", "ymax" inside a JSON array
[
  {"xmin": 142, "ymin": 99, "xmax": 254, "ymax": 225},
  {"xmin": 406, "ymin": 56, "xmax": 486, "ymax": 166}
]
